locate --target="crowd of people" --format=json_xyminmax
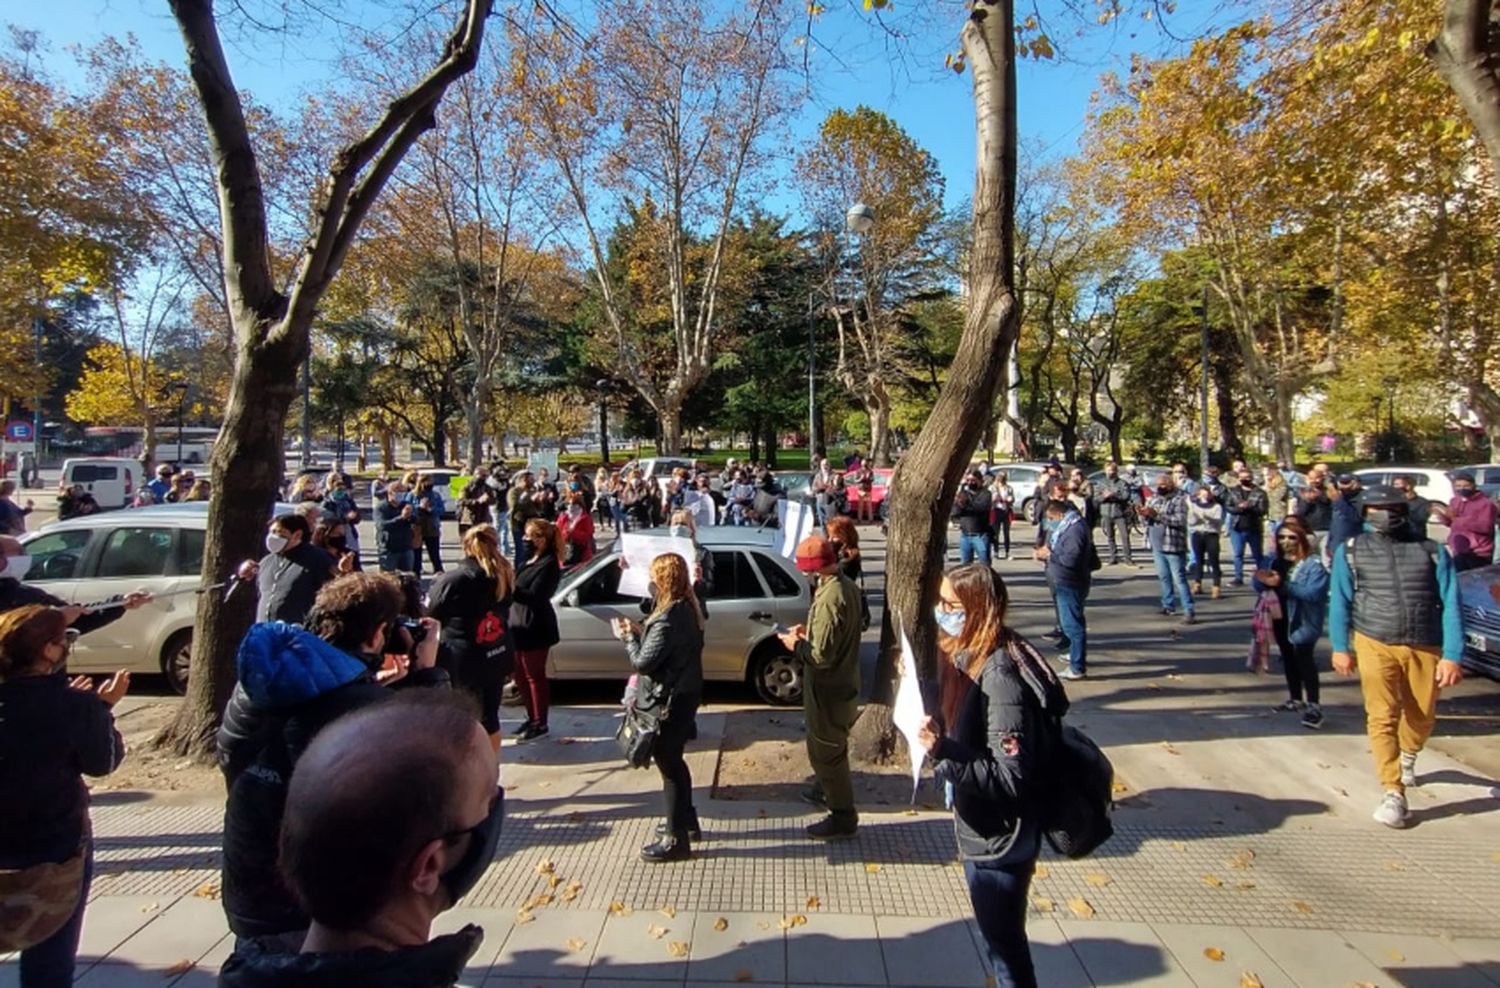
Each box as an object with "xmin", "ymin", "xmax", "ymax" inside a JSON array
[{"xmin": 0, "ymin": 444, "xmax": 1490, "ymax": 988}]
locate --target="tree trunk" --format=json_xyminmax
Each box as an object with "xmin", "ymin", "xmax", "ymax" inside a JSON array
[
  {"xmin": 1430, "ymin": 0, "xmax": 1500, "ymax": 183},
  {"xmin": 140, "ymin": 415, "xmax": 158, "ymax": 475},
  {"xmin": 747, "ymin": 416, "xmax": 761, "ymax": 464},
  {"xmin": 850, "ymin": 0, "xmax": 1018, "ymax": 763},
  {"xmin": 159, "ymin": 324, "xmax": 300, "ymax": 755},
  {"xmin": 867, "ymin": 381, "xmax": 893, "ymax": 467},
  {"xmin": 431, "ymin": 423, "xmax": 447, "ymax": 468},
  {"xmin": 466, "ymin": 379, "xmax": 489, "ymax": 469},
  {"xmin": 660, "ymin": 402, "xmax": 684, "ymax": 455},
  {"xmin": 763, "ymin": 421, "xmax": 778, "ymax": 469},
  {"xmin": 1210, "ymin": 353, "xmax": 1242, "ymax": 461},
  {"xmin": 1271, "ymin": 380, "xmax": 1298, "ymax": 466}
]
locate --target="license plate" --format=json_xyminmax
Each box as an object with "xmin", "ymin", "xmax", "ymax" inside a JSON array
[{"xmin": 1465, "ymin": 630, "xmax": 1488, "ymax": 652}]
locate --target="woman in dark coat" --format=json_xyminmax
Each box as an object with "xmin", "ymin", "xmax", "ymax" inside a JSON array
[
  {"xmin": 612, "ymin": 552, "xmax": 705, "ymax": 863},
  {"xmin": 428, "ymin": 524, "xmax": 516, "ymax": 749},
  {"xmin": 0, "ymin": 606, "xmax": 128, "ymax": 985},
  {"xmin": 916, "ymin": 564, "xmax": 1064, "ymax": 988},
  {"xmin": 510, "ymin": 518, "xmax": 564, "ymax": 741}
]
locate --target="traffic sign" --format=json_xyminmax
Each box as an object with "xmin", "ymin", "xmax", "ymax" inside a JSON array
[{"xmin": 4, "ymin": 420, "xmax": 32, "ymax": 442}]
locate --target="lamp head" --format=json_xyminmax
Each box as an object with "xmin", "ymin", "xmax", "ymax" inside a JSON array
[{"xmin": 845, "ymin": 203, "xmax": 875, "ymax": 235}]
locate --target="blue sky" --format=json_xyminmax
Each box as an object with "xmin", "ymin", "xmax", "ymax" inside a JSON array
[{"xmin": 15, "ymin": 0, "xmax": 1228, "ymax": 218}]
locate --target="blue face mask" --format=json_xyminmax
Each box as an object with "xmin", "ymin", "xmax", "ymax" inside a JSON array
[{"xmin": 934, "ymin": 607, "xmax": 966, "ymax": 638}]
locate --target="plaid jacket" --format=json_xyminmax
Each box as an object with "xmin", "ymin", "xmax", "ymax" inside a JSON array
[{"xmin": 1145, "ymin": 492, "xmax": 1189, "ymax": 554}]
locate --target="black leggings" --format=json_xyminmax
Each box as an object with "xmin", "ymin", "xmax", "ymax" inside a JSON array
[
  {"xmin": 992, "ymin": 512, "xmax": 1012, "ymax": 554},
  {"xmin": 1273, "ymin": 619, "xmax": 1320, "ymax": 704},
  {"xmin": 654, "ymin": 695, "xmax": 700, "ymax": 834},
  {"xmin": 1190, "ymin": 532, "xmax": 1221, "ymax": 586}
]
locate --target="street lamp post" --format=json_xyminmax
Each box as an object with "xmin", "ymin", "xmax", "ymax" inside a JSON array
[
  {"xmin": 1193, "ymin": 284, "xmax": 1210, "ymax": 477},
  {"xmin": 595, "ymin": 378, "xmax": 611, "ymax": 466},
  {"xmin": 169, "ymin": 381, "xmax": 189, "ymax": 466},
  {"xmin": 806, "ymin": 291, "xmax": 817, "ymax": 465},
  {"xmin": 1382, "ymin": 374, "xmax": 1399, "ymax": 462}
]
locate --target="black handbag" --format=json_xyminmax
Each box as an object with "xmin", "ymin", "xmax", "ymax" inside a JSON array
[{"xmin": 615, "ymin": 703, "xmax": 660, "ymax": 768}]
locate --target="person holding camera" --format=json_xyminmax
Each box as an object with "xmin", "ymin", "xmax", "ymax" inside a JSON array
[
  {"xmin": 375, "ymin": 483, "xmax": 419, "ymax": 573},
  {"xmin": 215, "ymin": 572, "xmax": 449, "ymax": 944},
  {"xmin": 952, "ymin": 469, "xmax": 994, "ymax": 565}
]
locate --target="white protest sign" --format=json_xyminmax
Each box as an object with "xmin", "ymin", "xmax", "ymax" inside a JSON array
[
  {"xmin": 683, "ymin": 489, "xmax": 716, "ymax": 529},
  {"xmin": 894, "ymin": 620, "xmax": 928, "ymax": 802},
  {"xmin": 527, "ymin": 450, "xmax": 559, "ymax": 476},
  {"xmin": 775, "ymin": 498, "xmax": 818, "ymax": 558},
  {"xmin": 617, "ymin": 533, "xmax": 697, "ymax": 597}
]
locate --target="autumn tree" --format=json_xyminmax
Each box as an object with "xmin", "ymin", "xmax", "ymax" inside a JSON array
[
  {"xmin": 159, "ymin": 0, "xmax": 491, "ymax": 755},
  {"xmin": 512, "ymin": 0, "xmax": 793, "ymax": 454}
]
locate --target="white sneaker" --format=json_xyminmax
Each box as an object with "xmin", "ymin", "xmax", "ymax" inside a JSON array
[
  {"xmin": 1399, "ymin": 751, "xmax": 1419, "ymax": 789},
  {"xmin": 1372, "ymin": 790, "xmax": 1409, "ymax": 829}
]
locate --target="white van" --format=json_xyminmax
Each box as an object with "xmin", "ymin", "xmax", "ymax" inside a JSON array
[{"xmin": 61, "ymin": 458, "xmax": 144, "ymax": 510}]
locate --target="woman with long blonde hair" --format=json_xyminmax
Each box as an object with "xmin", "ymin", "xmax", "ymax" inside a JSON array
[
  {"xmin": 612, "ymin": 552, "xmax": 705, "ymax": 862},
  {"xmin": 428, "ymin": 524, "xmax": 517, "ymax": 748},
  {"xmin": 509, "ymin": 518, "xmax": 564, "ymax": 740},
  {"xmin": 916, "ymin": 563, "xmax": 1062, "ymax": 988}
]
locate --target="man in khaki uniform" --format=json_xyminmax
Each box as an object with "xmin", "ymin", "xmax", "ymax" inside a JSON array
[{"xmin": 780, "ymin": 535, "xmax": 863, "ymax": 840}]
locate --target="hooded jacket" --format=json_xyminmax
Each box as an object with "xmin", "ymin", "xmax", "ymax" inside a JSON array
[
  {"xmin": 218, "ymin": 925, "xmax": 484, "ymax": 988},
  {"xmin": 217, "ymin": 623, "xmax": 449, "ymax": 939}
]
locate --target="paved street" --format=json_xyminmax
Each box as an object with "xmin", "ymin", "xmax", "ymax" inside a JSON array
[{"xmin": 5, "ymin": 520, "xmax": 1500, "ymax": 986}]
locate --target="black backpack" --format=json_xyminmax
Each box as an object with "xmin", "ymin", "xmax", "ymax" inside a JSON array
[{"xmin": 1013, "ymin": 639, "xmax": 1115, "ymax": 858}]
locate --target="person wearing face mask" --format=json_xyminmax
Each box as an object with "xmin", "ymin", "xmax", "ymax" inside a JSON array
[
  {"xmin": 0, "ymin": 606, "xmax": 129, "ymax": 987},
  {"xmin": 1431, "ymin": 470, "xmax": 1497, "ymax": 571},
  {"xmin": 1036, "ymin": 499, "xmax": 1095, "ymax": 680},
  {"xmin": 558, "ymin": 492, "xmax": 596, "ymax": 567},
  {"xmin": 952, "ymin": 470, "xmax": 995, "ymax": 565},
  {"xmin": 242, "ymin": 514, "xmax": 339, "ymax": 625},
  {"xmin": 916, "ymin": 564, "xmax": 1064, "ymax": 988},
  {"xmin": 409, "ymin": 477, "xmax": 446, "ymax": 577},
  {"xmin": 1141, "ymin": 474, "xmax": 1195, "ymax": 624},
  {"xmin": 1186, "ymin": 485, "xmax": 1225, "ymax": 600},
  {"xmin": 1326, "ymin": 473, "xmax": 1367, "ymax": 559},
  {"xmin": 320, "ymin": 475, "xmax": 363, "ymax": 570},
  {"xmin": 0, "ymin": 535, "xmax": 149, "ymax": 634},
  {"xmin": 1221, "ymin": 469, "xmax": 1268, "ymax": 585},
  {"xmin": 1093, "ymin": 461, "xmax": 1136, "ymax": 567},
  {"xmin": 509, "ymin": 519, "xmax": 564, "ymax": 741},
  {"xmin": 1328, "ymin": 486, "xmax": 1464, "ymax": 829},
  {"xmin": 219, "ymin": 692, "xmax": 503, "ymax": 988},
  {"xmin": 216, "ymin": 572, "xmax": 448, "ymax": 943},
  {"xmin": 375, "ymin": 483, "xmax": 418, "ymax": 573},
  {"xmin": 778, "ymin": 535, "xmax": 863, "ymax": 840}
]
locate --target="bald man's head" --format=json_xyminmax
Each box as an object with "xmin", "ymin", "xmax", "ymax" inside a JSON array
[{"xmin": 279, "ymin": 691, "xmax": 495, "ymax": 933}]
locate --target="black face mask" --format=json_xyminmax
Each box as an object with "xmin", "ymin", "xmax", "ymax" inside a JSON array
[
  {"xmin": 325, "ymin": 536, "xmax": 348, "ymax": 553},
  {"xmin": 441, "ymin": 787, "xmax": 505, "ymax": 905},
  {"xmin": 1365, "ymin": 508, "xmax": 1408, "ymax": 535},
  {"xmin": 1156, "ymin": 486, "xmax": 1170, "ymax": 496}
]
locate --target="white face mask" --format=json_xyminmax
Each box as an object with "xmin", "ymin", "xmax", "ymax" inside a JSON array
[
  {"xmin": 567, "ymin": 504, "xmax": 584, "ymax": 519},
  {"xmin": 3, "ymin": 554, "xmax": 32, "ymax": 581},
  {"xmin": 265, "ymin": 532, "xmax": 290, "ymax": 554}
]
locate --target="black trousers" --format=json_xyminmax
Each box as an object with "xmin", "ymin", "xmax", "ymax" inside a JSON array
[
  {"xmin": 1273, "ymin": 619, "xmax": 1320, "ymax": 704},
  {"xmin": 655, "ymin": 694, "xmax": 700, "ymax": 833}
]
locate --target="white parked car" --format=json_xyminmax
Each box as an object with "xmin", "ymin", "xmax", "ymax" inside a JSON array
[
  {"xmin": 21, "ymin": 502, "xmax": 297, "ymax": 692},
  {"xmin": 1352, "ymin": 467, "xmax": 1455, "ymax": 505},
  {"xmin": 549, "ymin": 528, "xmax": 811, "ymax": 705}
]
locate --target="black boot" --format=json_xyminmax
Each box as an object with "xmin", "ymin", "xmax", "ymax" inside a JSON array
[
  {"xmin": 640, "ymin": 834, "xmax": 693, "ymax": 862},
  {"xmin": 806, "ymin": 811, "xmax": 858, "ymax": 841},
  {"xmin": 656, "ymin": 811, "xmax": 703, "ymax": 841},
  {"xmin": 510, "ymin": 719, "xmax": 534, "ymax": 736}
]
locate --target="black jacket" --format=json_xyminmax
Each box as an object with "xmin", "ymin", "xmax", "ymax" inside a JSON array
[
  {"xmin": 218, "ymin": 925, "xmax": 484, "ymax": 988},
  {"xmin": 428, "ymin": 558, "xmax": 513, "ymax": 677},
  {"xmin": 255, "ymin": 543, "xmax": 335, "ymax": 624},
  {"xmin": 1222, "ymin": 484, "xmax": 1268, "ymax": 534},
  {"xmin": 374, "ymin": 500, "xmax": 417, "ymax": 553},
  {"xmin": 0, "ymin": 672, "xmax": 124, "ymax": 868},
  {"xmin": 0, "ymin": 578, "xmax": 127, "ymax": 636},
  {"xmin": 509, "ymin": 554, "xmax": 561, "ymax": 651},
  {"xmin": 951, "ymin": 485, "xmax": 994, "ymax": 536},
  {"xmin": 626, "ymin": 599, "xmax": 705, "ymax": 705},
  {"xmin": 933, "ymin": 634, "xmax": 1063, "ymax": 864}
]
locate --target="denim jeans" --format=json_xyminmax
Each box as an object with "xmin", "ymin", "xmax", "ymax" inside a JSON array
[
  {"xmin": 20, "ymin": 844, "xmax": 93, "ymax": 986},
  {"xmin": 1053, "ymin": 583, "xmax": 1088, "ymax": 674},
  {"xmin": 495, "ymin": 511, "xmax": 511, "ymax": 553},
  {"xmin": 959, "ymin": 532, "xmax": 992, "ymax": 565},
  {"xmin": 1152, "ymin": 549, "xmax": 1194, "ymax": 614},
  {"xmin": 1227, "ymin": 528, "xmax": 1263, "ymax": 582},
  {"xmin": 379, "ymin": 548, "xmax": 414, "ymax": 573},
  {"xmin": 964, "ymin": 857, "xmax": 1038, "ymax": 988}
]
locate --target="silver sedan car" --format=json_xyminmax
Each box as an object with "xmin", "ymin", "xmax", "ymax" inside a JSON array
[{"xmin": 547, "ymin": 528, "xmax": 810, "ymax": 705}]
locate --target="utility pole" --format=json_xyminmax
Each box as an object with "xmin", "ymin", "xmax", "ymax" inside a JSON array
[
  {"xmin": 1199, "ymin": 283, "xmax": 1210, "ymax": 478},
  {"xmin": 32, "ymin": 317, "xmax": 43, "ymax": 470},
  {"xmin": 807, "ymin": 291, "xmax": 818, "ymax": 465}
]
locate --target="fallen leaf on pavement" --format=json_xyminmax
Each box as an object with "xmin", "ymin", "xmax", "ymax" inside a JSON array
[
  {"xmin": 647, "ymin": 924, "xmax": 669, "ymax": 940},
  {"xmin": 735, "ymin": 970, "xmax": 754, "ymax": 982},
  {"xmin": 667, "ymin": 941, "xmax": 689, "ymax": 958},
  {"xmin": 1387, "ymin": 949, "xmax": 1406, "ymax": 962},
  {"xmin": 713, "ymin": 917, "xmax": 729, "ymax": 931},
  {"xmin": 560, "ymin": 881, "xmax": 583, "ymax": 902},
  {"xmin": 1228, "ymin": 849, "xmax": 1256, "ymax": 869},
  {"xmin": 1237, "ymin": 881, "xmax": 1257, "ymax": 890},
  {"xmin": 565, "ymin": 937, "xmax": 588, "ymax": 952},
  {"xmin": 1292, "ymin": 900, "xmax": 1314, "ymax": 914},
  {"xmin": 164, "ymin": 960, "xmax": 195, "ymax": 976},
  {"xmin": 778, "ymin": 914, "xmax": 808, "ymax": 929},
  {"xmin": 141, "ymin": 902, "xmax": 159, "ymax": 913},
  {"xmin": 1085, "ymin": 874, "xmax": 1112, "ymax": 887},
  {"xmin": 1204, "ymin": 947, "xmax": 1225, "ymax": 962},
  {"xmin": 903, "ymin": 808, "xmax": 918, "ymax": 816},
  {"xmin": 192, "ymin": 881, "xmax": 221, "ymax": 899},
  {"xmin": 609, "ymin": 901, "xmax": 632, "ymax": 916},
  {"xmin": 806, "ymin": 896, "xmax": 821, "ymax": 909},
  {"xmin": 1111, "ymin": 782, "xmax": 1129, "ymax": 795},
  {"xmin": 1241, "ymin": 973, "xmax": 1264, "ymax": 988},
  {"xmin": 1159, "ymin": 742, "xmax": 1180, "ymax": 755},
  {"xmin": 1382, "ymin": 860, "xmax": 1406, "ymax": 872},
  {"xmin": 1067, "ymin": 897, "xmax": 1095, "ymax": 919},
  {"xmin": 1032, "ymin": 897, "xmax": 1055, "ymax": 913},
  {"xmin": 1202, "ymin": 875, "xmax": 1224, "ymax": 888},
  {"xmin": 515, "ymin": 908, "xmax": 535, "ymax": 924},
  {"xmin": 548, "ymin": 874, "xmax": 564, "ymax": 889},
  {"xmin": 1171, "ymin": 840, "xmax": 1186, "ymax": 852},
  {"xmin": 529, "ymin": 893, "xmax": 554, "ymax": 908},
  {"xmin": 864, "ymin": 863, "xmax": 883, "ymax": 874},
  {"xmin": 535, "ymin": 858, "xmax": 554, "ymax": 875},
  {"xmin": 658, "ymin": 906, "xmax": 677, "ymax": 918}
]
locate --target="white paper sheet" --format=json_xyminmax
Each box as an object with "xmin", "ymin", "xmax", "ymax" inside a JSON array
[
  {"xmin": 775, "ymin": 498, "xmax": 818, "ymax": 558},
  {"xmin": 894, "ymin": 620, "xmax": 928, "ymax": 802},
  {"xmin": 683, "ymin": 490, "xmax": 716, "ymax": 530},
  {"xmin": 617, "ymin": 533, "xmax": 698, "ymax": 597},
  {"xmin": 527, "ymin": 451, "xmax": 559, "ymax": 476}
]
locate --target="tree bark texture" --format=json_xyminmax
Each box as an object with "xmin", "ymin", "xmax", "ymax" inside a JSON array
[
  {"xmin": 1431, "ymin": 0, "xmax": 1500, "ymax": 183},
  {"xmin": 851, "ymin": 0, "xmax": 1018, "ymax": 761},
  {"xmin": 159, "ymin": 0, "xmax": 491, "ymax": 755}
]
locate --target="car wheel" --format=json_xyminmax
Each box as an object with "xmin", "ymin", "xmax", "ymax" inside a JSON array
[
  {"xmin": 161, "ymin": 629, "xmax": 192, "ymax": 695},
  {"xmin": 1020, "ymin": 497, "xmax": 1036, "ymax": 523},
  {"xmin": 749, "ymin": 640, "xmax": 803, "ymax": 706}
]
